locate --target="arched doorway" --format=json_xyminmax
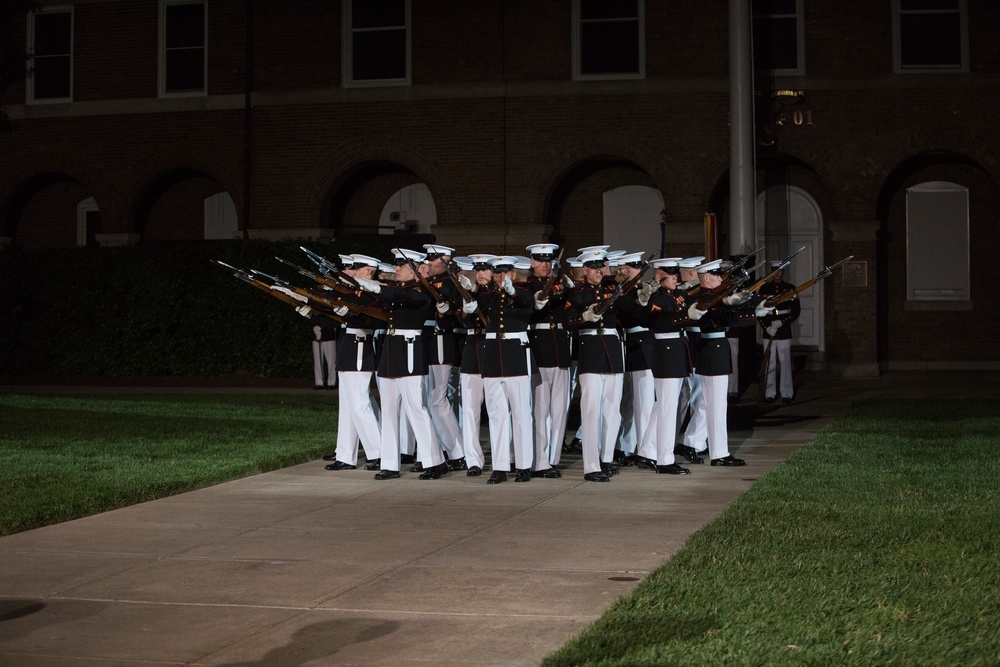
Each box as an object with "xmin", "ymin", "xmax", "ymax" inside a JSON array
[{"xmin": 755, "ymin": 185, "xmax": 825, "ymax": 351}]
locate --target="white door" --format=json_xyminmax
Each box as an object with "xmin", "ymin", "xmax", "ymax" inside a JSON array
[
  {"xmin": 755, "ymin": 186, "xmax": 824, "ymax": 350},
  {"xmin": 204, "ymin": 192, "xmax": 239, "ymax": 239},
  {"xmin": 379, "ymin": 183, "xmax": 438, "ymax": 235},
  {"xmin": 603, "ymin": 185, "xmax": 666, "ymax": 255}
]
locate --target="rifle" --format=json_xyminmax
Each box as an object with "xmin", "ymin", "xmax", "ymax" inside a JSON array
[
  {"xmin": 308, "ymin": 292, "xmax": 388, "ymax": 321},
  {"xmin": 766, "ymin": 255, "xmax": 854, "ymax": 307},
  {"xmin": 537, "ymin": 248, "xmax": 566, "ymax": 302},
  {"xmin": 275, "ymin": 256, "xmax": 357, "ymax": 295},
  {"xmin": 590, "ymin": 251, "xmax": 655, "ymax": 317},
  {"xmin": 695, "ymin": 259, "xmax": 768, "ymax": 310},
  {"xmin": 300, "ymin": 246, "xmax": 361, "ymax": 290},
  {"xmin": 399, "ymin": 252, "xmax": 446, "ymax": 303},
  {"xmin": 685, "ymin": 247, "xmax": 765, "ymax": 297},
  {"xmin": 211, "ymin": 260, "xmax": 345, "ymax": 324},
  {"xmin": 446, "ymin": 260, "xmax": 490, "ymax": 327},
  {"xmin": 742, "ymin": 246, "xmax": 806, "ymax": 294}
]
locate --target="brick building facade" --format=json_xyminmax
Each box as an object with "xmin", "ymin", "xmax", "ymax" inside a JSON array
[{"xmin": 2, "ymin": 1, "xmax": 998, "ymax": 376}]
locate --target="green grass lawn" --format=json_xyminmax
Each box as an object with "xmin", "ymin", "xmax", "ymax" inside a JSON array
[
  {"xmin": 0, "ymin": 393, "xmax": 337, "ymax": 536},
  {"xmin": 543, "ymin": 398, "xmax": 1000, "ymax": 666}
]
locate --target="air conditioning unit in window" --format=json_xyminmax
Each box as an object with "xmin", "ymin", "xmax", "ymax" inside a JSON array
[{"xmin": 389, "ymin": 210, "xmax": 408, "ymax": 223}]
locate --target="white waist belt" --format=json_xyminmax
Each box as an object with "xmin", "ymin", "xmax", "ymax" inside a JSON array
[
  {"xmin": 423, "ymin": 320, "xmax": 437, "ymax": 327},
  {"xmin": 388, "ymin": 329, "xmax": 421, "ymax": 373},
  {"xmin": 625, "ymin": 326, "xmax": 649, "ymax": 334},
  {"xmin": 531, "ymin": 323, "xmax": 563, "ymax": 330},
  {"xmin": 485, "ymin": 331, "xmax": 529, "ymax": 341},
  {"xmin": 579, "ymin": 329, "xmax": 619, "ymax": 337},
  {"xmin": 345, "ymin": 328, "xmax": 373, "ymax": 337},
  {"xmin": 774, "ymin": 309, "xmax": 792, "ymax": 315},
  {"xmin": 701, "ymin": 332, "xmax": 726, "ymax": 339},
  {"xmin": 654, "ymin": 332, "xmax": 682, "ymax": 339},
  {"xmin": 388, "ymin": 329, "xmax": 422, "ymax": 337}
]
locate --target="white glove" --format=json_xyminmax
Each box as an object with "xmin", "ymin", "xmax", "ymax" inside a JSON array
[
  {"xmin": 295, "ymin": 305, "xmax": 312, "ymax": 318},
  {"xmin": 581, "ymin": 304, "xmax": 601, "ymax": 323},
  {"xmin": 687, "ymin": 304, "xmax": 707, "ymax": 321},
  {"xmin": 561, "ymin": 274, "xmax": 575, "ymax": 289},
  {"xmin": 271, "ymin": 285, "xmax": 308, "ymax": 303},
  {"xmin": 766, "ymin": 324, "xmax": 780, "ymax": 337},
  {"xmin": 462, "ymin": 299, "xmax": 479, "ymax": 314},
  {"xmin": 534, "ymin": 290, "xmax": 549, "ymax": 310},
  {"xmin": 435, "ymin": 300, "xmax": 451, "ymax": 314},
  {"xmin": 354, "ymin": 277, "xmax": 381, "ymax": 294},
  {"xmin": 727, "ymin": 290, "xmax": 750, "ymax": 306},
  {"xmin": 502, "ymin": 274, "xmax": 515, "ymax": 295},
  {"xmin": 679, "ymin": 279, "xmax": 699, "ymax": 290},
  {"xmin": 458, "ymin": 274, "xmax": 476, "ymax": 293},
  {"xmin": 333, "ymin": 305, "xmax": 349, "ymax": 317},
  {"xmin": 755, "ymin": 304, "xmax": 774, "ymax": 318},
  {"xmin": 636, "ymin": 281, "xmax": 657, "ymax": 307}
]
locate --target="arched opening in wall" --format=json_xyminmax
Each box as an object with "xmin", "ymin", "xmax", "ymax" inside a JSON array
[
  {"xmin": 876, "ymin": 151, "xmax": 1000, "ymax": 370},
  {"xmin": 134, "ymin": 168, "xmax": 231, "ymax": 242},
  {"xmin": 323, "ymin": 161, "xmax": 437, "ymax": 250},
  {"xmin": 76, "ymin": 197, "xmax": 101, "ymax": 247},
  {"xmin": 3, "ymin": 173, "xmax": 92, "ymax": 250},
  {"xmin": 547, "ymin": 157, "xmax": 659, "ymax": 254}
]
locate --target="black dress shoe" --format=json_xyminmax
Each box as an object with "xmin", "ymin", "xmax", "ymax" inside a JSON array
[
  {"xmin": 584, "ymin": 471, "xmax": 611, "ymax": 482},
  {"xmin": 373, "ymin": 469, "xmax": 400, "ymax": 480},
  {"xmin": 601, "ymin": 463, "xmax": 620, "ymax": 476},
  {"xmin": 621, "ymin": 454, "xmax": 638, "ymax": 467},
  {"xmin": 409, "ymin": 462, "xmax": 424, "ymax": 473},
  {"xmin": 313, "ymin": 385, "xmax": 324, "ymax": 390},
  {"xmin": 612, "ymin": 449, "xmax": 627, "ymax": 465},
  {"xmin": 563, "ymin": 437, "xmax": 582, "ymax": 453},
  {"xmin": 363, "ymin": 458, "xmax": 381, "ymax": 471},
  {"xmin": 711, "ymin": 455, "xmax": 746, "ymax": 467},
  {"xmin": 676, "ymin": 445, "xmax": 705, "ymax": 464},
  {"xmin": 765, "ymin": 396, "xmax": 776, "ymax": 404},
  {"xmin": 418, "ymin": 462, "xmax": 449, "ymax": 480},
  {"xmin": 447, "ymin": 457, "xmax": 468, "ymax": 471},
  {"xmin": 321, "ymin": 453, "xmax": 337, "ymax": 461},
  {"xmin": 327, "ymin": 383, "xmax": 338, "ymax": 390},
  {"xmin": 514, "ymin": 469, "xmax": 532, "ymax": 483},
  {"xmin": 532, "ymin": 468, "xmax": 562, "ymax": 478},
  {"xmin": 467, "ymin": 466, "xmax": 483, "ymax": 477},
  {"xmin": 487, "ymin": 470, "xmax": 506, "ymax": 484},
  {"xmin": 324, "ymin": 461, "xmax": 356, "ymax": 471},
  {"xmin": 656, "ymin": 463, "xmax": 691, "ymax": 475},
  {"xmin": 634, "ymin": 456, "xmax": 657, "ymax": 470},
  {"xmin": 400, "ymin": 454, "xmax": 416, "ymax": 464},
  {"xmin": 782, "ymin": 396, "xmax": 793, "ymax": 404}
]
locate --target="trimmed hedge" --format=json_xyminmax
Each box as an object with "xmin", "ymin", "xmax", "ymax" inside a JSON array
[{"xmin": 0, "ymin": 239, "xmax": 385, "ymax": 378}]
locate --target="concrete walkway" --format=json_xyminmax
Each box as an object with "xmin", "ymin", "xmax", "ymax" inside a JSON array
[{"xmin": 0, "ymin": 372, "xmax": 993, "ymax": 666}]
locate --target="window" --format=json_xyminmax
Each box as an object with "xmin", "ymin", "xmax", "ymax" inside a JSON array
[
  {"xmin": 160, "ymin": 0, "xmax": 206, "ymax": 96},
  {"xmin": 343, "ymin": 0, "xmax": 410, "ymax": 87},
  {"xmin": 28, "ymin": 7, "xmax": 73, "ymax": 102},
  {"xmin": 573, "ymin": 0, "xmax": 644, "ymax": 80},
  {"xmin": 893, "ymin": 0, "xmax": 967, "ymax": 72},
  {"xmin": 906, "ymin": 182, "xmax": 969, "ymax": 301},
  {"xmin": 752, "ymin": 0, "xmax": 804, "ymax": 75}
]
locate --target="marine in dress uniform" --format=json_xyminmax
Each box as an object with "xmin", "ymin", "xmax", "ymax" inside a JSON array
[
  {"xmin": 565, "ymin": 248, "xmax": 625, "ymax": 482},
  {"xmin": 463, "ymin": 256, "xmax": 536, "ymax": 484},
  {"xmin": 564, "ymin": 254, "xmax": 587, "ymax": 453},
  {"xmin": 675, "ymin": 256, "xmax": 708, "ymax": 464},
  {"xmin": 613, "ymin": 252, "xmax": 656, "ymax": 466},
  {"xmin": 355, "ymin": 248, "xmax": 448, "ymax": 481},
  {"xmin": 523, "ymin": 243, "xmax": 569, "ymax": 477},
  {"xmin": 629, "ymin": 257, "xmax": 693, "ymax": 475},
  {"xmin": 420, "ymin": 243, "xmax": 467, "ymax": 470},
  {"xmin": 757, "ymin": 262, "xmax": 801, "ymax": 403},
  {"xmin": 323, "ymin": 254, "xmax": 384, "ymax": 471},
  {"xmin": 688, "ymin": 259, "xmax": 773, "ymax": 466},
  {"xmin": 454, "ymin": 254, "xmax": 498, "ymax": 477},
  {"xmin": 311, "ymin": 317, "xmax": 338, "ymax": 390}
]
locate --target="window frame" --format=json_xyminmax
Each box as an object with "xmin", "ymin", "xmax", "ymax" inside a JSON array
[
  {"xmin": 27, "ymin": 5, "xmax": 74, "ymax": 104},
  {"xmin": 905, "ymin": 181, "xmax": 970, "ymax": 302},
  {"xmin": 342, "ymin": 0, "xmax": 411, "ymax": 88},
  {"xmin": 892, "ymin": 0, "xmax": 968, "ymax": 73},
  {"xmin": 158, "ymin": 0, "xmax": 208, "ymax": 98},
  {"xmin": 572, "ymin": 0, "xmax": 645, "ymax": 82},
  {"xmin": 751, "ymin": 0, "xmax": 805, "ymax": 76}
]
